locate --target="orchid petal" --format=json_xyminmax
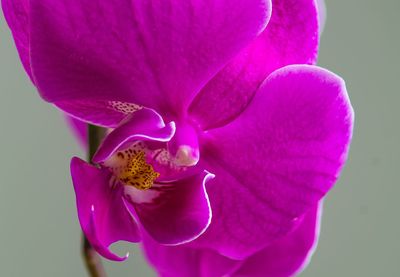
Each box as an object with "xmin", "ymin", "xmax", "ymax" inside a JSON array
[
  {"xmin": 189, "ymin": 0, "xmax": 319, "ymax": 129},
  {"xmin": 193, "ymin": 65, "xmax": 353, "ymax": 258},
  {"xmin": 1, "ymin": 0, "xmax": 33, "ymax": 81},
  {"xmin": 71, "ymin": 157, "xmax": 141, "ymax": 261},
  {"xmin": 93, "ymin": 108, "xmax": 175, "ymax": 163},
  {"xmin": 233, "ymin": 203, "xmax": 322, "ymax": 277},
  {"xmin": 141, "ymin": 203, "xmax": 321, "ymax": 277},
  {"xmin": 64, "ymin": 115, "xmax": 88, "ymax": 150},
  {"xmin": 29, "ymin": 0, "xmax": 271, "ymax": 126},
  {"xmin": 56, "ymin": 100, "xmax": 143, "ymax": 128},
  {"xmin": 126, "ymin": 171, "xmax": 214, "ymax": 245},
  {"xmin": 142, "ymin": 234, "xmax": 241, "ymax": 277}
]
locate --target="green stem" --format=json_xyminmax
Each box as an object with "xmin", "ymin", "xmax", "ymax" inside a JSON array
[
  {"xmin": 82, "ymin": 124, "xmax": 107, "ymax": 277},
  {"xmin": 88, "ymin": 124, "xmax": 106, "ymax": 161}
]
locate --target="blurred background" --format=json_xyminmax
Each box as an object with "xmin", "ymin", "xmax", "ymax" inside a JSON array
[{"xmin": 1, "ymin": 1, "xmax": 399, "ymax": 276}]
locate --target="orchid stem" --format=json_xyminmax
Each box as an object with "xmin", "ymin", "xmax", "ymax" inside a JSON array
[
  {"xmin": 88, "ymin": 124, "xmax": 106, "ymax": 161},
  {"xmin": 82, "ymin": 124, "xmax": 107, "ymax": 277}
]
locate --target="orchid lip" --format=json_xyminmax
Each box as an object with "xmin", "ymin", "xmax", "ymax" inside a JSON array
[{"xmin": 103, "ymin": 143, "xmax": 160, "ymax": 191}]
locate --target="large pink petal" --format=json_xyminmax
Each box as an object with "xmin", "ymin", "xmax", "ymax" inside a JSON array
[
  {"xmin": 71, "ymin": 157, "xmax": 141, "ymax": 261},
  {"xmin": 193, "ymin": 65, "xmax": 353, "ymax": 258},
  {"xmin": 126, "ymin": 171, "xmax": 214, "ymax": 245},
  {"xmin": 189, "ymin": 0, "xmax": 320, "ymax": 130},
  {"xmin": 142, "ymin": 234, "xmax": 241, "ymax": 277},
  {"xmin": 233, "ymin": 203, "xmax": 322, "ymax": 277},
  {"xmin": 29, "ymin": 0, "xmax": 271, "ymax": 126},
  {"xmin": 1, "ymin": 0, "xmax": 33, "ymax": 81}
]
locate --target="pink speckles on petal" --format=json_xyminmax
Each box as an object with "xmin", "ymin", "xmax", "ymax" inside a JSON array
[{"xmin": 57, "ymin": 100, "xmax": 143, "ymax": 128}]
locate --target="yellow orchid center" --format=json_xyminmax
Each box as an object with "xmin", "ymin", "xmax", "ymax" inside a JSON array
[{"xmin": 105, "ymin": 147, "xmax": 159, "ymax": 190}]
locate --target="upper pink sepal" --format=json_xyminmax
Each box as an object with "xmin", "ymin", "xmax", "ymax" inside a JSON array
[{"xmin": 28, "ymin": 0, "xmax": 271, "ymax": 125}]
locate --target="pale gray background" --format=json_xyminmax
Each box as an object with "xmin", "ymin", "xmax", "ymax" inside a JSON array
[{"xmin": 1, "ymin": 1, "xmax": 399, "ymax": 276}]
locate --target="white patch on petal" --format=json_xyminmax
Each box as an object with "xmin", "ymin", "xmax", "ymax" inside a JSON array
[
  {"xmin": 124, "ymin": 185, "xmax": 161, "ymax": 204},
  {"xmin": 151, "ymin": 148, "xmax": 188, "ymax": 173},
  {"xmin": 174, "ymin": 145, "xmax": 199, "ymax": 167}
]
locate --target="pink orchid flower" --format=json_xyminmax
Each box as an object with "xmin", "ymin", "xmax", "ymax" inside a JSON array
[{"xmin": 3, "ymin": 0, "xmax": 353, "ymax": 274}]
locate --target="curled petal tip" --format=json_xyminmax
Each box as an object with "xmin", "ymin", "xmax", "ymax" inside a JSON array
[
  {"xmin": 204, "ymin": 171, "xmax": 216, "ymax": 181},
  {"xmin": 167, "ymin": 121, "xmax": 176, "ymax": 135}
]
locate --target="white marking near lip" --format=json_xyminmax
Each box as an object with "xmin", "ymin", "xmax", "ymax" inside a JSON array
[
  {"xmin": 174, "ymin": 145, "xmax": 199, "ymax": 167},
  {"xmin": 124, "ymin": 185, "xmax": 161, "ymax": 204}
]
